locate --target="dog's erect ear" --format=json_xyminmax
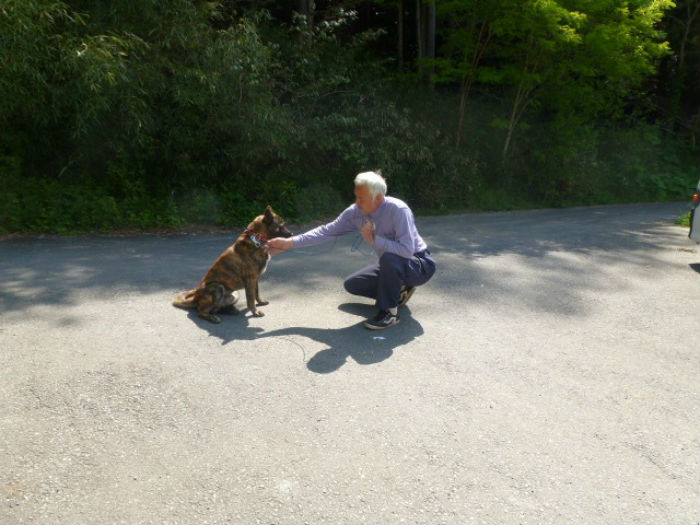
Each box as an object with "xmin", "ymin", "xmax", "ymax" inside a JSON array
[{"xmin": 264, "ymin": 205, "xmax": 274, "ymax": 223}]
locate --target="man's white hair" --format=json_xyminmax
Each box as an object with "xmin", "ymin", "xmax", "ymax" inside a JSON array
[{"xmin": 354, "ymin": 171, "xmax": 387, "ymax": 199}]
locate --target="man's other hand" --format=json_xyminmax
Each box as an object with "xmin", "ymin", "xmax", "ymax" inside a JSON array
[{"xmin": 360, "ymin": 221, "xmax": 375, "ymax": 245}]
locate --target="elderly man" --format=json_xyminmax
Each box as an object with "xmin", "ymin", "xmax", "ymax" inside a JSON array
[{"xmin": 267, "ymin": 171, "xmax": 436, "ymax": 330}]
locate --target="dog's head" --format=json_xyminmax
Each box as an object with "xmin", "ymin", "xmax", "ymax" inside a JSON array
[{"xmin": 260, "ymin": 205, "xmax": 292, "ymax": 239}]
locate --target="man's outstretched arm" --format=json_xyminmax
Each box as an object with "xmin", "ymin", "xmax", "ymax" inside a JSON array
[{"xmin": 268, "ymin": 205, "xmax": 359, "ymax": 254}]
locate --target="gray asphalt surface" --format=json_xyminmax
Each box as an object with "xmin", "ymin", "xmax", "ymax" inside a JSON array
[{"xmin": 1, "ymin": 202, "xmax": 698, "ymax": 524}]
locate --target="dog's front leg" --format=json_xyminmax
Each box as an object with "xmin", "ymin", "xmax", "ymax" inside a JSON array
[
  {"xmin": 255, "ymin": 281, "xmax": 269, "ymax": 306},
  {"xmin": 245, "ymin": 279, "xmax": 264, "ymax": 317}
]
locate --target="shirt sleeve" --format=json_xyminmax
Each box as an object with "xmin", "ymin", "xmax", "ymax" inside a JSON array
[
  {"xmin": 374, "ymin": 207, "xmax": 415, "ymax": 259},
  {"xmin": 291, "ymin": 205, "xmax": 359, "ymax": 248}
]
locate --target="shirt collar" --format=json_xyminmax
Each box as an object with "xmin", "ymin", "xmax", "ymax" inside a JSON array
[{"xmin": 369, "ymin": 197, "xmax": 387, "ymax": 219}]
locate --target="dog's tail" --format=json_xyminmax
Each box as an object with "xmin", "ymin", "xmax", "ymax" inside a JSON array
[{"xmin": 172, "ymin": 289, "xmax": 197, "ymax": 309}]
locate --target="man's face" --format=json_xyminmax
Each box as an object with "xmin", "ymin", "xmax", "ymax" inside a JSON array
[{"xmin": 354, "ymin": 185, "xmax": 382, "ymax": 215}]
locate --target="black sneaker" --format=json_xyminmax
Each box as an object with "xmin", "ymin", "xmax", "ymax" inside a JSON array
[
  {"xmin": 398, "ymin": 286, "xmax": 416, "ymax": 307},
  {"xmin": 363, "ymin": 310, "xmax": 400, "ymax": 330}
]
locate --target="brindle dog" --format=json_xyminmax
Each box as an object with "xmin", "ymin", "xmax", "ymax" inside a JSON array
[{"xmin": 173, "ymin": 205, "xmax": 292, "ymax": 323}]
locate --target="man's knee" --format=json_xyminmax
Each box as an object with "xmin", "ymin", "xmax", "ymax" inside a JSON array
[{"xmin": 344, "ymin": 276, "xmax": 360, "ymax": 294}]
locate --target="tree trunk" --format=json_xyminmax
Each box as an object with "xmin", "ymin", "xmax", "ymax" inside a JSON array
[
  {"xmin": 307, "ymin": 0, "xmax": 315, "ymax": 28},
  {"xmin": 502, "ymin": 41, "xmax": 541, "ymax": 161},
  {"xmin": 503, "ymin": 84, "xmax": 522, "ymax": 160},
  {"xmin": 426, "ymin": 1, "xmax": 436, "ymax": 87},
  {"xmin": 416, "ymin": 0, "xmax": 424, "ymax": 74},
  {"xmin": 398, "ymin": 0, "xmax": 404, "ymax": 70},
  {"xmin": 503, "ymin": 81, "xmax": 535, "ymax": 161},
  {"xmin": 456, "ymin": 75, "xmax": 474, "ymax": 147},
  {"xmin": 667, "ymin": 0, "xmax": 700, "ymax": 130},
  {"xmin": 456, "ymin": 23, "xmax": 492, "ymax": 147}
]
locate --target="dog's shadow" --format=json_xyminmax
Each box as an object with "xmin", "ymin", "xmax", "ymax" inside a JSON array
[
  {"xmin": 185, "ymin": 309, "xmax": 264, "ymax": 342},
  {"xmin": 186, "ymin": 303, "xmax": 424, "ymax": 374}
]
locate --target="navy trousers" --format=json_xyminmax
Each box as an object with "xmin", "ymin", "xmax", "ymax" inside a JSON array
[{"xmin": 343, "ymin": 250, "xmax": 436, "ymax": 310}]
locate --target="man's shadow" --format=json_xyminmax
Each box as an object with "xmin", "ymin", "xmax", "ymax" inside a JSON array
[
  {"xmin": 185, "ymin": 303, "xmax": 424, "ymax": 374},
  {"xmin": 260, "ymin": 303, "xmax": 424, "ymax": 373}
]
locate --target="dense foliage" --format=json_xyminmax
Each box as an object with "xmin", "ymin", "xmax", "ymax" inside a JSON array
[{"xmin": 0, "ymin": 0, "xmax": 697, "ymax": 233}]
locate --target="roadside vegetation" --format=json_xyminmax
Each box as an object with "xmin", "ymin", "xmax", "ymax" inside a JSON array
[{"xmin": 1, "ymin": 0, "xmax": 698, "ymax": 234}]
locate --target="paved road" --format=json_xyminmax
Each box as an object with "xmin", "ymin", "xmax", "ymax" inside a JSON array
[{"xmin": 1, "ymin": 202, "xmax": 698, "ymax": 524}]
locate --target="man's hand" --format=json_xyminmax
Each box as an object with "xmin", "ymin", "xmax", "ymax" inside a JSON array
[
  {"xmin": 360, "ymin": 221, "xmax": 375, "ymax": 245},
  {"xmin": 267, "ymin": 237, "xmax": 294, "ymax": 256}
]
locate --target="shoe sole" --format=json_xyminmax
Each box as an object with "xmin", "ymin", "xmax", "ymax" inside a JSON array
[{"xmin": 363, "ymin": 318, "xmax": 400, "ymax": 330}]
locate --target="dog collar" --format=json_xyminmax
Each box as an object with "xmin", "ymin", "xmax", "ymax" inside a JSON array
[{"xmin": 244, "ymin": 229, "xmax": 268, "ymax": 248}]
